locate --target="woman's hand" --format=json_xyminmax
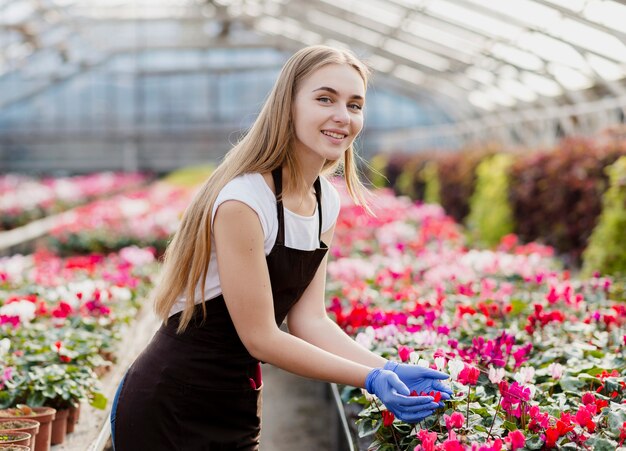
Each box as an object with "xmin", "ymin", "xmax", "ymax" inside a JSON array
[
  {"xmin": 365, "ymin": 368, "xmax": 440, "ymax": 423},
  {"xmin": 384, "ymin": 361, "xmax": 453, "ymax": 404}
]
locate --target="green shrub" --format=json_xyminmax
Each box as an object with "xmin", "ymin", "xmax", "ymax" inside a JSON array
[
  {"xmin": 437, "ymin": 149, "xmax": 493, "ymax": 224},
  {"xmin": 422, "ymin": 161, "xmax": 440, "ymax": 204},
  {"xmin": 466, "ymin": 154, "xmax": 515, "ymax": 247},
  {"xmin": 582, "ymin": 156, "xmax": 626, "ymax": 277},
  {"xmin": 509, "ymin": 138, "xmax": 625, "ymax": 266}
]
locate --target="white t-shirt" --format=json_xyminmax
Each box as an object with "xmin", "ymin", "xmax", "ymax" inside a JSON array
[{"xmin": 169, "ymin": 172, "xmax": 341, "ymax": 317}]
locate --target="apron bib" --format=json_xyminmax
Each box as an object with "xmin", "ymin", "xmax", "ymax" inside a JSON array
[{"xmin": 112, "ymin": 168, "xmax": 328, "ymax": 450}]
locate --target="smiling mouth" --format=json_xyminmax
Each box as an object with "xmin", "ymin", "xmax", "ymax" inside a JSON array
[{"xmin": 321, "ymin": 131, "xmax": 347, "ymax": 139}]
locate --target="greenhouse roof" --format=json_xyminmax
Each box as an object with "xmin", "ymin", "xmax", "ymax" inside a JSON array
[{"xmin": 2, "ymin": 0, "xmax": 626, "ymax": 126}]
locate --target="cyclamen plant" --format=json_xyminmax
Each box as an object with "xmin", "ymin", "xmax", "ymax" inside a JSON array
[{"xmin": 327, "ymin": 186, "xmax": 626, "ymax": 450}]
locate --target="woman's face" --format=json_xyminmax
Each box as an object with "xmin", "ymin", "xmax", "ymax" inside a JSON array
[{"xmin": 292, "ymin": 63, "xmax": 365, "ymax": 164}]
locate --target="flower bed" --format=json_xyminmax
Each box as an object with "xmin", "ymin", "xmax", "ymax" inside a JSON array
[
  {"xmin": 0, "ymin": 246, "xmax": 158, "ymax": 411},
  {"xmin": 327, "ymin": 186, "xmax": 626, "ymax": 450},
  {"xmin": 0, "ymin": 172, "xmax": 150, "ymax": 231},
  {"xmin": 47, "ymin": 182, "xmax": 196, "ymax": 256}
]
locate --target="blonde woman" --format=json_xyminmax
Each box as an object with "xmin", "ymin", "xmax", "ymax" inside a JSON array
[{"xmin": 110, "ymin": 45, "xmax": 451, "ymax": 450}]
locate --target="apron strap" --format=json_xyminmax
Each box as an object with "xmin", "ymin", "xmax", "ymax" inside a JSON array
[
  {"xmin": 271, "ymin": 167, "xmax": 323, "ymax": 245},
  {"xmin": 313, "ymin": 177, "xmax": 322, "ymax": 241},
  {"xmin": 271, "ymin": 167, "xmax": 285, "ymax": 246}
]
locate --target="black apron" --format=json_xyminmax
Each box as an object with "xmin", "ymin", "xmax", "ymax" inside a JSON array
[{"xmin": 112, "ymin": 168, "xmax": 328, "ymax": 450}]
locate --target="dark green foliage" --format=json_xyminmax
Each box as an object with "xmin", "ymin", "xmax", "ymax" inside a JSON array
[{"xmin": 509, "ymin": 138, "xmax": 626, "ymax": 266}]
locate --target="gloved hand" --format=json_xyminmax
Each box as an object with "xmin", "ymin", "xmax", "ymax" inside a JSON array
[
  {"xmin": 365, "ymin": 368, "xmax": 440, "ymax": 423},
  {"xmin": 384, "ymin": 361, "xmax": 453, "ymax": 405}
]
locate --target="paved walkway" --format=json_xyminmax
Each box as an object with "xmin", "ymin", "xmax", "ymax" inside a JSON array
[{"xmin": 260, "ymin": 364, "xmax": 337, "ymax": 451}]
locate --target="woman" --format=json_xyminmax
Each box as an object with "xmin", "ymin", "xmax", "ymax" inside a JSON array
[{"xmin": 110, "ymin": 45, "xmax": 452, "ymax": 450}]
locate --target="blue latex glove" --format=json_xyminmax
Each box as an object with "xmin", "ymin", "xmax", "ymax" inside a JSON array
[
  {"xmin": 365, "ymin": 368, "xmax": 440, "ymax": 423},
  {"xmin": 384, "ymin": 361, "xmax": 453, "ymax": 405}
]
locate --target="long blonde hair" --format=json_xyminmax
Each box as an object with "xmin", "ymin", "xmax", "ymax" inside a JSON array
[{"xmin": 154, "ymin": 45, "xmax": 372, "ymax": 332}]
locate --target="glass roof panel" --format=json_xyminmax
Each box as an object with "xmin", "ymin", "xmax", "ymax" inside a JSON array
[
  {"xmin": 468, "ymin": 91, "xmax": 496, "ymax": 111},
  {"xmin": 552, "ymin": 18, "xmax": 626, "ymax": 63},
  {"xmin": 462, "ymin": 0, "xmax": 561, "ymax": 30},
  {"xmin": 383, "ymin": 38, "xmax": 450, "ymax": 71},
  {"xmin": 426, "ymin": 0, "xmax": 524, "ymax": 40},
  {"xmin": 482, "ymin": 85, "xmax": 516, "ymax": 107},
  {"xmin": 542, "ymin": 0, "xmax": 586, "ymax": 12},
  {"xmin": 393, "ymin": 64, "xmax": 426, "ymax": 85},
  {"xmin": 586, "ymin": 54, "xmax": 626, "ymax": 81},
  {"xmin": 499, "ymin": 78, "xmax": 538, "ymax": 102},
  {"xmin": 584, "ymin": 1, "xmax": 626, "ymax": 33},
  {"xmin": 367, "ymin": 54, "xmax": 395, "ymax": 73},
  {"xmin": 307, "ymin": 10, "xmax": 383, "ymax": 47},
  {"xmin": 547, "ymin": 63, "xmax": 593, "ymax": 90},
  {"xmin": 490, "ymin": 43, "xmax": 544, "ymax": 71},
  {"xmin": 520, "ymin": 71, "xmax": 563, "ymax": 96},
  {"xmin": 517, "ymin": 32, "xmax": 590, "ymax": 70},
  {"xmin": 317, "ymin": 0, "xmax": 405, "ymax": 28},
  {"xmin": 402, "ymin": 19, "xmax": 482, "ymax": 55}
]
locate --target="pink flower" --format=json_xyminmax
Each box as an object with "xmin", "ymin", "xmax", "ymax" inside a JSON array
[
  {"xmin": 547, "ymin": 362, "xmax": 564, "ymax": 380},
  {"xmin": 444, "ymin": 412, "xmax": 465, "ymax": 430},
  {"xmin": 416, "ymin": 429, "xmax": 438, "ymax": 451},
  {"xmin": 398, "ymin": 345, "xmax": 413, "ymax": 363},
  {"xmin": 505, "ymin": 430, "xmax": 525, "ymax": 451}
]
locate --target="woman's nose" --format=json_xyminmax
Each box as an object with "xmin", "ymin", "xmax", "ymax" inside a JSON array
[{"xmin": 332, "ymin": 106, "xmax": 350, "ymax": 124}]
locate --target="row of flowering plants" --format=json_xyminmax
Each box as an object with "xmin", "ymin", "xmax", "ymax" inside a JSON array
[
  {"xmin": 0, "ymin": 172, "xmax": 150, "ymax": 231},
  {"xmin": 0, "ymin": 246, "xmax": 159, "ymax": 411},
  {"xmin": 326, "ymin": 186, "xmax": 626, "ymax": 450},
  {"xmin": 47, "ymin": 181, "xmax": 196, "ymax": 256}
]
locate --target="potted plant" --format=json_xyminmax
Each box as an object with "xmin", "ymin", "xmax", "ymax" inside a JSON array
[
  {"xmin": 0, "ymin": 445, "xmax": 31, "ymax": 450},
  {"xmin": 0, "ymin": 419, "xmax": 39, "ymax": 449},
  {"xmin": 0, "ymin": 406, "xmax": 55, "ymax": 451},
  {"xmin": 0, "ymin": 432, "xmax": 30, "ymax": 447}
]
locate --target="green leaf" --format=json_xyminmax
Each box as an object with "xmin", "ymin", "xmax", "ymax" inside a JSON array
[
  {"xmin": 89, "ymin": 392, "xmax": 108, "ymax": 410},
  {"xmin": 525, "ymin": 434, "xmax": 544, "ymax": 450},
  {"xmin": 357, "ymin": 418, "xmax": 381, "ymax": 438},
  {"xmin": 510, "ymin": 299, "xmax": 527, "ymax": 316},
  {"xmin": 502, "ymin": 420, "xmax": 517, "ymax": 431},
  {"xmin": 585, "ymin": 436, "xmax": 618, "ymax": 451}
]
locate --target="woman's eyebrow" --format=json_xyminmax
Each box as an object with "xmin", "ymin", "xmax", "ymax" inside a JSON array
[{"xmin": 312, "ymin": 86, "xmax": 364, "ymax": 100}]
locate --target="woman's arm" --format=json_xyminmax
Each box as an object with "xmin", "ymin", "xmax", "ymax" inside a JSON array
[
  {"xmin": 287, "ymin": 224, "xmax": 387, "ymax": 368},
  {"xmin": 213, "ymin": 200, "xmax": 372, "ymax": 388}
]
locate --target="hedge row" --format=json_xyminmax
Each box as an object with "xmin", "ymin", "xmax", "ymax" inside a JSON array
[{"xmin": 367, "ymin": 137, "xmax": 626, "ymax": 271}]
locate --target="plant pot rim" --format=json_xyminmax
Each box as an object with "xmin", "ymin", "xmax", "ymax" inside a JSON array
[
  {"xmin": 0, "ymin": 406, "xmax": 56, "ymax": 419},
  {"xmin": 0, "ymin": 419, "xmax": 40, "ymax": 427},
  {"xmin": 0, "ymin": 431, "xmax": 31, "ymax": 439}
]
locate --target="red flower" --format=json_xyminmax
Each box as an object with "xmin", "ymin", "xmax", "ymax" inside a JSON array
[
  {"xmin": 381, "ymin": 410, "xmax": 394, "ymax": 427},
  {"xmin": 457, "ymin": 364, "xmax": 480, "ymax": 386}
]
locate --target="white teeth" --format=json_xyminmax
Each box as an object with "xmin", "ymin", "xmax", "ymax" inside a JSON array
[{"xmin": 322, "ymin": 131, "xmax": 346, "ymax": 139}]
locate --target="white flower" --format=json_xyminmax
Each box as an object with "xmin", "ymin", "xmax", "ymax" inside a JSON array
[
  {"xmin": 0, "ymin": 338, "xmax": 10, "ymax": 358},
  {"xmin": 488, "ymin": 366, "xmax": 505, "ymax": 384},
  {"xmin": 361, "ymin": 388, "xmax": 375, "ymax": 402},
  {"xmin": 547, "ymin": 362, "xmax": 564, "ymax": 380},
  {"xmin": 514, "ymin": 366, "xmax": 535, "ymax": 384},
  {"xmin": 447, "ymin": 359, "xmax": 464, "ymax": 381},
  {"xmin": 409, "ymin": 352, "xmax": 420, "ymax": 365},
  {"xmin": 0, "ymin": 300, "xmax": 36, "ymax": 324},
  {"xmin": 416, "ymin": 358, "xmax": 430, "ymax": 368},
  {"xmin": 434, "ymin": 357, "xmax": 446, "ymax": 371}
]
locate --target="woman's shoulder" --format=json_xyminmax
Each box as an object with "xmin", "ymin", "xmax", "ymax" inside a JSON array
[
  {"xmin": 219, "ymin": 172, "xmax": 273, "ymax": 201},
  {"xmin": 318, "ymin": 175, "xmax": 340, "ymax": 206}
]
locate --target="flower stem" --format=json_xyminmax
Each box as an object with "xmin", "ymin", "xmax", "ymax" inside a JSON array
[
  {"xmin": 373, "ymin": 399, "xmax": 402, "ymax": 451},
  {"xmin": 487, "ymin": 393, "xmax": 502, "ymax": 439},
  {"xmin": 466, "ymin": 386, "xmax": 472, "ymax": 430}
]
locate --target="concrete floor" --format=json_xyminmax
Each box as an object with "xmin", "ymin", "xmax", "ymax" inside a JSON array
[{"xmin": 260, "ymin": 364, "xmax": 337, "ymax": 451}]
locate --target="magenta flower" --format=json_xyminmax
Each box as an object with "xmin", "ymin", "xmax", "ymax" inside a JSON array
[
  {"xmin": 505, "ymin": 430, "xmax": 525, "ymax": 451},
  {"xmin": 398, "ymin": 345, "xmax": 413, "ymax": 362},
  {"xmin": 444, "ymin": 412, "xmax": 465, "ymax": 430}
]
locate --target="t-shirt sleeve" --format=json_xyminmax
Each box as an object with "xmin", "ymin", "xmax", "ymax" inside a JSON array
[
  {"xmin": 320, "ymin": 176, "xmax": 341, "ymax": 233},
  {"xmin": 211, "ymin": 178, "xmax": 269, "ymax": 240}
]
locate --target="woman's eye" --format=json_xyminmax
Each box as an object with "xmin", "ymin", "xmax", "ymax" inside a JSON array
[
  {"xmin": 317, "ymin": 97, "xmax": 332, "ymax": 103},
  {"xmin": 349, "ymin": 103, "xmax": 363, "ymax": 111}
]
